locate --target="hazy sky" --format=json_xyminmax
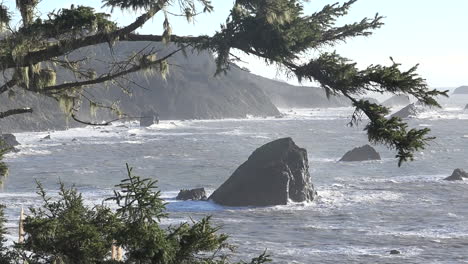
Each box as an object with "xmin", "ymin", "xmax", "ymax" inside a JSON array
[{"xmin": 8, "ymin": 0, "xmax": 468, "ymax": 87}]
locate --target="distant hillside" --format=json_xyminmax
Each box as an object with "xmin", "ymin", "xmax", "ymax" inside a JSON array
[
  {"xmin": 1, "ymin": 42, "xmax": 347, "ymax": 132},
  {"xmin": 247, "ymin": 74, "xmax": 351, "ymax": 108}
]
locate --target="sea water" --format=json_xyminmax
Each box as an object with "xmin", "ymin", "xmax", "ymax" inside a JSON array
[{"xmin": 2, "ymin": 103, "xmax": 468, "ymax": 263}]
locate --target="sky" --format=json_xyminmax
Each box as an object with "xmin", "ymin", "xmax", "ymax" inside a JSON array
[{"xmin": 5, "ymin": 0, "xmax": 468, "ymax": 88}]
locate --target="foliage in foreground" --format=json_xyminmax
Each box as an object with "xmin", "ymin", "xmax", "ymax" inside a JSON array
[
  {"xmin": 0, "ymin": 139, "xmax": 9, "ymax": 179},
  {"xmin": 0, "ymin": 164, "xmax": 271, "ymax": 264}
]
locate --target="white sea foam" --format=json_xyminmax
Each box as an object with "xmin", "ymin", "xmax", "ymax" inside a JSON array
[
  {"xmin": 279, "ymin": 107, "xmax": 356, "ymax": 121},
  {"xmin": 372, "ymin": 228, "xmax": 468, "ymax": 240}
]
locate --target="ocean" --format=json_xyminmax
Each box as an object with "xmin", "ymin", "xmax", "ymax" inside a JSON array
[{"xmin": 2, "ymin": 98, "xmax": 468, "ymax": 263}]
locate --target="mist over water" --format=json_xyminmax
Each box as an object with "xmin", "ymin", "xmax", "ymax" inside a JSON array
[{"xmin": 2, "ymin": 100, "xmax": 468, "ymax": 263}]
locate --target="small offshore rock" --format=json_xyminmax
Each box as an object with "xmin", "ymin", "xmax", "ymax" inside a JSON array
[
  {"xmin": 444, "ymin": 168, "xmax": 468, "ymax": 181},
  {"xmin": 339, "ymin": 144, "xmax": 381, "ymax": 162},
  {"xmin": 0, "ymin": 134, "xmax": 20, "ymax": 147},
  {"xmin": 43, "ymin": 135, "xmax": 51, "ymax": 140},
  {"xmin": 390, "ymin": 250, "xmax": 401, "ymax": 255},
  {"xmin": 176, "ymin": 188, "xmax": 207, "ymax": 201}
]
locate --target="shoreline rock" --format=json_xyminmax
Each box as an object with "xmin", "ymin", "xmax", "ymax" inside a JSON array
[
  {"xmin": 0, "ymin": 134, "xmax": 20, "ymax": 152},
  {"xmin": 209, "ymin": 137, "xmax": 316, "ymax": 206}
]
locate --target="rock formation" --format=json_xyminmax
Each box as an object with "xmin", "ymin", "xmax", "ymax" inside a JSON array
[
  {"xmin": 444, "ymin": 168, "xmax": 468, "ymax": 181},
  {"xmin": 176, "ymin": 188, "xmax": 207, "ymax": 201},
  {"xmin": 339, "ymin": 145, "xmax": 381, "ymax": 162},
  {"xmin": 209, "ymin": 137, "xmax": 316, "ymax": 206},
  {"xmin": 390, "ymin": 103, "xmax": 417, "ymax": 119},
  {"xmin": 453, "ymin": 86, "xmax": 468, "ymax": 95},
  {"xmin": 382, "ymin": 95, "xmax": 411, "ymax": 107},
  {"xmin": 464, "ymin": 104, "xmax": 468, "ymax": 110},
  {"xmin": 140, "ymin": 110, "xmax": 158, "ymax": 127}
]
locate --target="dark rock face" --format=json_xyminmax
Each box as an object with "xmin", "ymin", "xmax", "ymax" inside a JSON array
[
  {"xmin": 42, "ymin": 135, "xmax": 51, "ymax": 140},
  {"xmin": 209, "ymin": 138, "xmax": 316, "ymax": 206},
  {"xmin": 444, "ymin": 168, "xmax": 468, "ymax": 181},
  {"xmin": 390, "ymin": 250, "xmax": 401, "ymax": 255},
  {"xmin": 453, "ymin": 86, "xmax": 468, "ymax": 95},
  {"xmin": 382, "ymin": 95, "xmax": 410, "ymax": 107},
  {"xmin": 176, "ymin": 188, "xmax": 207, "ymax": 201},
  {"xmin": 339, "ymin": 145, "xmax": 381, "ymax": 162},
  {"xmin": 140, "ymin": 110, "xmax": 158, "ymax": 127},
  {"xmin": 390, "ymin": 103, "xmax": 417, "ymax": 119}
]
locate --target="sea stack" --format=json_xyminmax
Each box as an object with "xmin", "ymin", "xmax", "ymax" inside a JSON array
[{"xmin": 209, "ymin": 138, "xmax": 316, "ymax": 206}]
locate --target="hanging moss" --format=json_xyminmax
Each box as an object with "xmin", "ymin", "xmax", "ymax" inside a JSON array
[
  {"xmin": 162, "ymin": 17, "xmax": 171, "ymax": 44},
  {"xmin": 58, "ymin": 95, "xmax": 75, "ymax": 116},
  {"xmin": 34, "ymin": 68, "xmax": 57, "ymax": 89},
  {"xmin": 89, "ymin": 101, "xmax": 98, "ymax": 118},
  {"xmin": 159, "ymin": 60, "xmax": 169, "ymax": 80},
  {"xmin": 14, "ymin": 67, "xmax": 30, "ymax": 88},
  {"xmin": 16, "ymin": 0, "xmax": 38, "ymax": 25},
  {"xmin": 0, "ymin": 5, "xmax": 11, "ymax": 31},
  {"xmin": 140, "ymin": 54, "xmax": 157, "ymax": 67}
]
